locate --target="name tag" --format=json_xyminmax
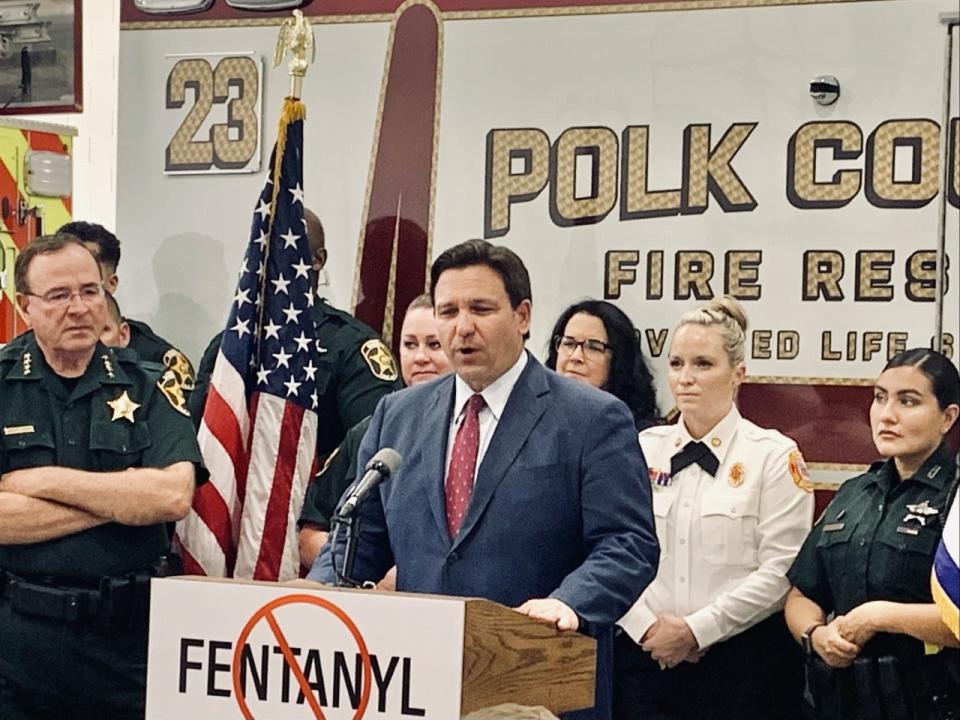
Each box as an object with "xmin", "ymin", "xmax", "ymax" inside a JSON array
[
  {"xmin": 3, "ymin": 425, "xmax": 35, "ymax": 436},
  {"xmin": 823, "ymin": 522, "xmax": 845, "ymax": 532},
  {"xmin": 896, "ymin": 526, "xmax": 919, "ymax": 536}
]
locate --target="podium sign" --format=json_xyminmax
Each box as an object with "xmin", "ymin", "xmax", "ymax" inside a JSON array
[{"xmin": 145, "ymin": 577, "xmax": 465, "ymax": 719}]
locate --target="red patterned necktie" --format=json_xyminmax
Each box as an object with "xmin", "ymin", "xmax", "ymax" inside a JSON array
[{"xmin": 445, "ymin": 393, "xmax": 485, "ymax": 538}]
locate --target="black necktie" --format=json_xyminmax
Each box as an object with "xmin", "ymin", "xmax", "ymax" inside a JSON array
[{"xmin": 671, "ymin": 441, "xmax": 720, "ymax": 477}]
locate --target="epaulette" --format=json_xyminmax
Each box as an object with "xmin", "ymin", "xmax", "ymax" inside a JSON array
[
  {"xmin": 1, "ymin": 331, "xmax": 31, "ymax": 351},
  {"xmin": 640, "ymin": 424, "xmax": 673, "ymax": 439},
  {"xmin": 138, "ymin": 360, "xmax": 168, "ymax": 383},
  {"xmin": 125, "ymin": 318, "xmax": 166, "ymax": 344},
  {"xmin": 315, "ymin": 301, "xmax": 379, "ymax": 339},
  {"xmin": 867, "ymin": 459, "xmax": 886, "ymax": 474},
  {"xmin": 109, "ymin": 346, "xmax": 143, "ymax": 365},
  {"xmin": 0, "ymin": 343, "xmax": 21, "ymax": 363},
  {"xmin": 742, "ymin": 422, "xmax": 794, "ymax": 449}
]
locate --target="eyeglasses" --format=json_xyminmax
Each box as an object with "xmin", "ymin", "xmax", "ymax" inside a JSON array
[
  {"xmin": 25, "ymin": 283, "xmax": 105, "ymax": 307},
  {"xmin": 554, "ymin": 335, "xmax": 612, "ymax": 359}
]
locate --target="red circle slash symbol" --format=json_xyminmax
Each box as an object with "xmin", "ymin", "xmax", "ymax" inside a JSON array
[{"xmin": 231, "ymin": 594, "xmax": 373, "ymax": 720}]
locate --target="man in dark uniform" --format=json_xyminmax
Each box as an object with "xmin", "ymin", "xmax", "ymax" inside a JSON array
[
  {"xmin": 101, "ymin": 291, "xmax": 131, "ymax": 348},
  {"xmin": 60, "ymin": 220, "xmax": 197, "ymax": 392},
  {"xmin": 190, "ymin": 209, "xmax": 402, "ymax": 451},
  {"xmin": 5, "ymin": 222, "xmax": 197, "ymax": 394},
  {"xmin": 305, "ymin": 205, "xmax": 403, "ymax": 455},
  {"xmin": 0, "ymin": 235, "xmax": 202, "ymax": 719}
]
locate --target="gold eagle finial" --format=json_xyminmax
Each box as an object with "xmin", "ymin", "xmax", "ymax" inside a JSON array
[{"xmin": 274, "ymin": 9, "xmax": 315, "ymax": 99}]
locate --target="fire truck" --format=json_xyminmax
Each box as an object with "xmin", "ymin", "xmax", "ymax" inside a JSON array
[
  {"xmin": 0, "ymin": 117, "xmax": 73, "ymax": 342},
  {"xmin": 116, "ymin": 0, "xmax": 959, "ymax": 506}
]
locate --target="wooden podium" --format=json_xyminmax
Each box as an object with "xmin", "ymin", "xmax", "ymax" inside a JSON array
[
  {"xmin": 458, "ymin": 594, "xmax": 596, "ymax": 715},
  {"xmin": 145, "ymin": 576, "xmax": 596, "ymax": 719}
]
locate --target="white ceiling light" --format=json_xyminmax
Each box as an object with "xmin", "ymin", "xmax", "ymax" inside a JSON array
[{"xmin": 133, "ymin": 0, "xmax": 214, "ymax": 14}]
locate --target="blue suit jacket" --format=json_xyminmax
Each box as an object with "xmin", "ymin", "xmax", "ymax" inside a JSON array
[{"xmin": 313, "ymin": 354, "xmax": 658, "ymax": 718}]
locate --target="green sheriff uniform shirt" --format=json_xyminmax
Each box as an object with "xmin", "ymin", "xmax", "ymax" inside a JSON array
[
  {"xmin": 125, "ymin": 318, "xmax": 196, "ymax": 392},
  {"xmin": 0, "ymin": 337, "xmax": 203, "ymax": 708},
  {"xmin": 310, "ymin": 300, "xmax": 401, "ymax": 455},
  {"xmin": 299, "ymin": 415, "xmax": 371, "ymax": 531},
  {"xmin": 190, "ymin": 299, "xmax": 401, "ymax": 455},
  {"xmin": 0, "ymin": 337, "xmax": 203, "ymax": 580},
  {"xmin": 788, "ymin": 443, "xmax": 957, "ymax": 660},
  {"xmin": 5, "ymin": 320, "xmax": 195, "ymax": 393}
]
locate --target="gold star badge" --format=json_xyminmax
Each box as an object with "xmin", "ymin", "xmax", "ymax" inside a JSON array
[{"xmin": 107, "ymin": 390, "xmax": 141, "ymax": 423}]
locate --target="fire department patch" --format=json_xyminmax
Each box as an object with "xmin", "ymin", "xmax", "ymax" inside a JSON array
[
  {"xmin": 728, "ymin": 462, "xmax": 745, "ymax": 488},
  {"xmin": 788, "ymin": 450, "xmax": 814, "ymax": 492},
  {"xmin": 360, "ymin": 339, "xmax": 398, "ymax": 382}
]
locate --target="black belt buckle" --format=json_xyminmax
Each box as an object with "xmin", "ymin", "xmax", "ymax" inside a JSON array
[
  {"xmin": 98, "ymin": 575, "xmax": 134, "ymax": 632},
  {"xmin": 8, "ymin": 580, "xmax": 85, "ymax": 622}
]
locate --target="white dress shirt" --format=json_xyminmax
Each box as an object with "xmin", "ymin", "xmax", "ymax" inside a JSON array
[
  {"xmin": 445, "ymin": 351, "xmax": 528, "ymax": 479},
  {"xmin": 618, "ymin": 406, "xmax": 814, "ymax": 649}
]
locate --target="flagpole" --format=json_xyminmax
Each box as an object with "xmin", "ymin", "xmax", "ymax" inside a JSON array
[{"xmin": 253, "ymin": 10, "xmax": 316, "ymax": 365}]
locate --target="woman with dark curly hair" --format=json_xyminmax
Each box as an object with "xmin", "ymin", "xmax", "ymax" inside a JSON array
[{"xmin": 546, "ymin": 299, "xmax": 660, "ymax": 430}]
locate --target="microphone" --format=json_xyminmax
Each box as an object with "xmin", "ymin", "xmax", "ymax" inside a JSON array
[{"xmin": 338, "ymin": 448, "xmax": 402, "ymax": 520}]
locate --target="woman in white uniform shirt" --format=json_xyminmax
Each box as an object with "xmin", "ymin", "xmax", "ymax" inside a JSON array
[{"xmin": 614, "ymin": 296, "xmax": 815, "ymax": 720}]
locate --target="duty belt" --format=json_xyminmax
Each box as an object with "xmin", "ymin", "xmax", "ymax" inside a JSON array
[
  {"xmin": 0, "ymin": 570, "xmax": 150, "ymax": 630},
  {"xmin": 0, "ymin": 573, "xmax": 98, "ymax": 622},
  {"xmin": 807, "ymin": 649, "xmax": 960, "ymax": 720}
]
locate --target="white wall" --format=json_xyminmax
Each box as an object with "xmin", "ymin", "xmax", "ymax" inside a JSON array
[{"xmin": 16, "ymin": 0, "xmax": 119, "ymax": 229}]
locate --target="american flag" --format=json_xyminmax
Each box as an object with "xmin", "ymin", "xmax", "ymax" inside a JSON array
[{"xmin": 177, "ymin": 99, "xmax": 320, "ymax": 581}]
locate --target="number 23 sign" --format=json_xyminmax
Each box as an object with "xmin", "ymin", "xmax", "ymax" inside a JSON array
[{"xmin": 163, "ymin": 52, "xmax": 262, "ymax": 175}]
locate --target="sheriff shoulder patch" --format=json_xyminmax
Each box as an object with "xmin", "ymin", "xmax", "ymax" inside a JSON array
[
  {"xmin": 162, "ymin": 348, "xmax": 197, "ymax": 391},
  {"xmin": 360, "ymin": 339, "xmax": 399, "ymax": 382},
  {"xmin": 157, "ymin": 368, "xmax": 191, "ymax": 417}
]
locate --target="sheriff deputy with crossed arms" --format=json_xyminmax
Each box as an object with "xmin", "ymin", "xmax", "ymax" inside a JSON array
[{"xmin": 0, "ymin": 234, "xmax": 203, "ymax": 719}]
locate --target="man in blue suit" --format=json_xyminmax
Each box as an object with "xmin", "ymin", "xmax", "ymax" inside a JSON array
[{"xmin": 311, "ymin": 239, "xmax": 658, "ymax": 718}]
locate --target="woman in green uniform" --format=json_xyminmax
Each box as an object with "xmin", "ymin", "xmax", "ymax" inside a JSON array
[{"xmin": 785, "ymin": 347, "xmax": 960, "ymax": 720}]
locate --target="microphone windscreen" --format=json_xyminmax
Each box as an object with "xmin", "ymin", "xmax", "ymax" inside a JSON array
[{"xmin": 366, "ymin": 447, "xmax": 402, "ymax": 476}]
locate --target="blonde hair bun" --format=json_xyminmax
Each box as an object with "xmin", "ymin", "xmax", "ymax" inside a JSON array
[
  {"xmin": 677, "ymin": 294, "xmax": 749, "ymax": 366},
  {"xmin": 706, "ymin": 296, "xmax": 748, "ymax": 333}
]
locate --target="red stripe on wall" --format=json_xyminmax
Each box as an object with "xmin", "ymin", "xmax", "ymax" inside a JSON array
[
  {"xmin": 739, "ymin": 382, "xmax": 877, "ymax": 465},
  {"xmin": 741, "ymin": 381, "xmax": 960, "ymax": 465},
  {"xmin": 354, "ymin": 3, "xmax": 438, "ymax": 347}
]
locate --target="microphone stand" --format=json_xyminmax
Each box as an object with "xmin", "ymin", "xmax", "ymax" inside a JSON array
[
  {"xmin": 329, "ymin": 449, "xmax": 401, "ymax": 590},
  {"xmin": 330, "ymin": 510, "xmax": 374, "ymax": 589}
]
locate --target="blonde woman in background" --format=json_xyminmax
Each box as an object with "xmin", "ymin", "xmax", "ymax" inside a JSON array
[{"xmin": 615, "ymin": 296, "xmax": 814, "ymax": 720}]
